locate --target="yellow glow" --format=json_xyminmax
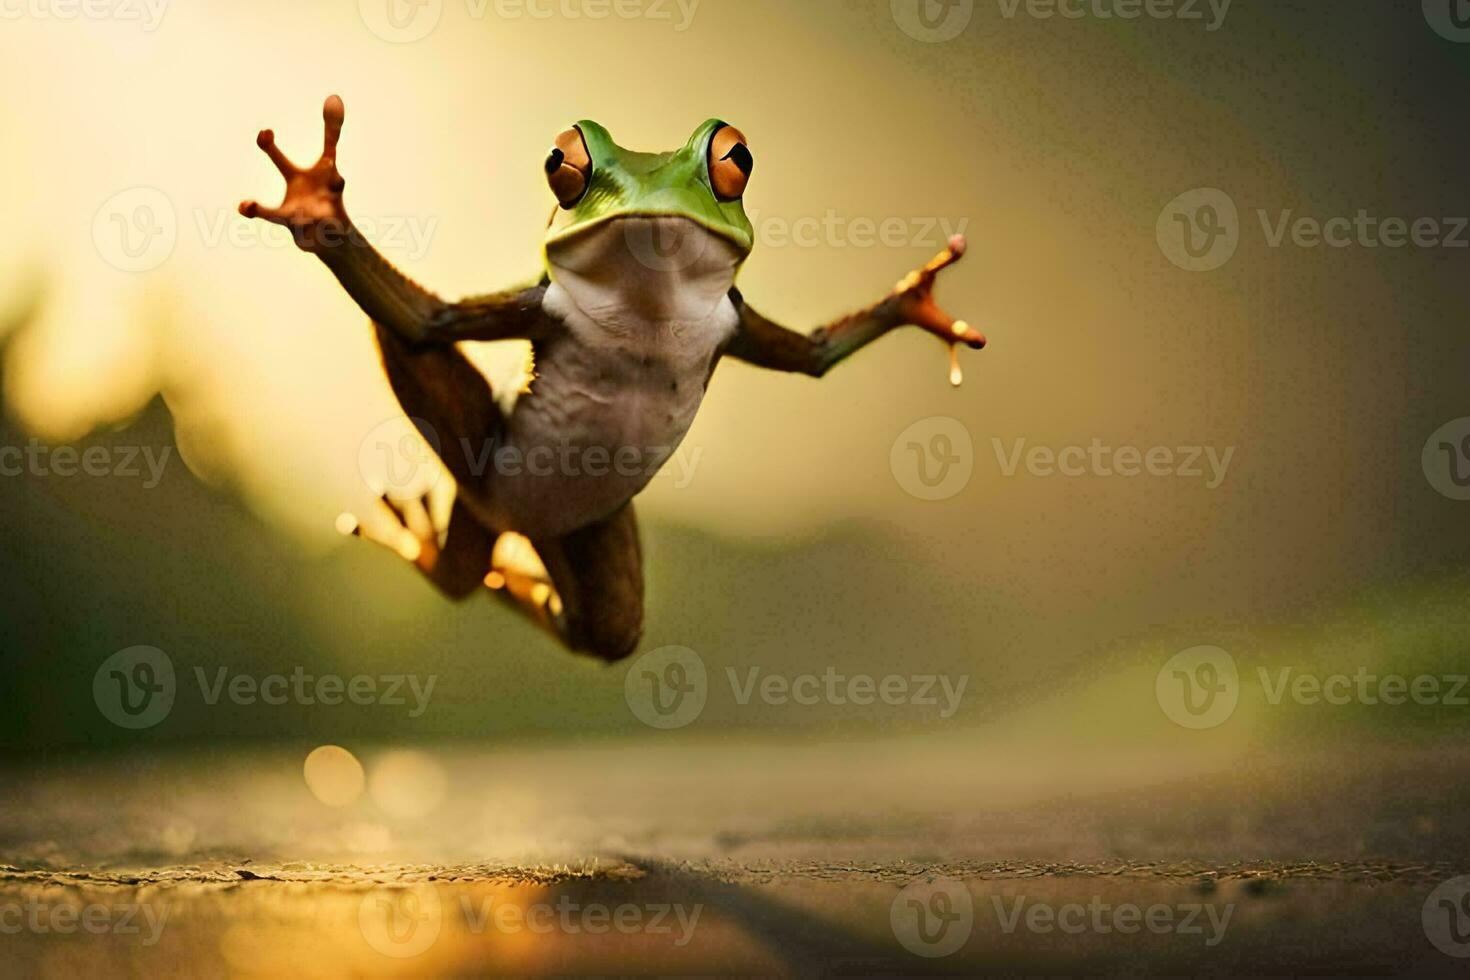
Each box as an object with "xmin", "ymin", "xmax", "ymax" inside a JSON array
[
  {"xmin": 302, "ymin": 745, "xmax": 365, "ymax": 808},
  {"xmin": 395, "ymin": 533, "xmax": 422, "ymax": 564},
  {"xmin": 367, "ymin": 749, "xmax": 449, "ymax": 820},
  {"xmin": 491, "ymin": 532, "xmax": 549, "ymax": 582}
]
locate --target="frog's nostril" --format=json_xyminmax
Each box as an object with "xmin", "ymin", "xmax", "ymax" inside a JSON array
[{"xmin": 544, "ymin": 148, "xmax": 566, "ymax": 174}]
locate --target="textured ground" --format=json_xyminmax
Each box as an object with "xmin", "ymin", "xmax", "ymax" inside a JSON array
[{"xmin": 2, "ymin": 733, "xmax": 1468, "ymax": 976}]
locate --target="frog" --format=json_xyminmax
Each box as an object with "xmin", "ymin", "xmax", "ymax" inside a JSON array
[{"xmin": 239, "ymin": 95, "xmax": 985, "ymax": 663}]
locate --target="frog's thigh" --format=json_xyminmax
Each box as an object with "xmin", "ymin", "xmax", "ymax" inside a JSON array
[
  {"xmin": 373, "ymin": 320, "xmax": 505, "ymax": 493},
  {"xmin": 535, "ymin": 502, "xmax": 645, "ymax": 663}
]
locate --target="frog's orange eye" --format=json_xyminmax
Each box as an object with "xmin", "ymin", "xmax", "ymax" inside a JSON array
[
  {"xmin": 709, "ymin": 124, "xmax": 752, "ymax": 201},
  {"xmin": 546, "ymin": 127, "xmax": 592, "ymax": 208}
]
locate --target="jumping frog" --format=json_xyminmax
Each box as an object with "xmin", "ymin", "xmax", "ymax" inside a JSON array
[{"xmin": 239, "ymin": 96, "xmax": 985, "ymax": 662}]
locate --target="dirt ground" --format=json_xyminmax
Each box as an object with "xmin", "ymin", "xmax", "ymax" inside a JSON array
[{"xmin": 2, "ymin": 733, "xmax": 1468, "ymax": 976}]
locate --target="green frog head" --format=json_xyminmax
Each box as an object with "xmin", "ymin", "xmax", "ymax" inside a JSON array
[{"xmin": 541, "ymin": 119, "xmax": 755, "ymax": 268}]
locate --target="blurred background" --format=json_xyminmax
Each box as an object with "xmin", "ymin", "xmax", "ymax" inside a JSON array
[
  {"xmin": 0, "ymin": 1, "xmax": 1466, "ymax": 770},
  {"xmin": 3, "ymin": 2, "xmax": 1470, "ymax": 974}
]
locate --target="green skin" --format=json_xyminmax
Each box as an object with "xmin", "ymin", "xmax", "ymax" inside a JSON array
[
  {"xmin": 239, "ymin": 97, "xmax": 984, "ymax": 663},
  {"xmin": 545, "ymin": 118, "xmax": 755, "ymax": 259}
]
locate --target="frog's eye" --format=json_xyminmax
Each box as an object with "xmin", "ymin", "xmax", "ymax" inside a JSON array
[
  {"xmin": 709, "ymin": 124, "xmax": 753, "ymax": 201},
  {"xmin": 546, "ymin": 127, "xmax": 592, "ymax": 209}
]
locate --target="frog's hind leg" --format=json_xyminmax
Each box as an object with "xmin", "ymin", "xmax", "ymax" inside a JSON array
[
  {"xmin": 526, "ymin": 502, "xmax": 646, "ymax": 663},
  {"xmin": 340, "ymin": 493, "xmax": 496, "ymax": 600},
  {"xmin": 352, "ymin": 321, "xmax": 503, "ymax": 598}
]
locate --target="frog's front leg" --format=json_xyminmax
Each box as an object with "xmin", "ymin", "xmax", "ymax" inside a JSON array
[
  {"xmin": 724, "ymin": 235, "xmax": 985, "ymax": 383},
  {"xmin": 239, "ymin": 95, "xmax": 546, "ymax": 346}
]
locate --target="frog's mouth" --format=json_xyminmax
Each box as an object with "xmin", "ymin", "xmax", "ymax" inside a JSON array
[
  {"xmin": 544, "ymin": 215, "xmax": 746, "ymax": 326},
  {"xmin": 546, "ymin": 206, "xmax": 753, "ymax": 256}
]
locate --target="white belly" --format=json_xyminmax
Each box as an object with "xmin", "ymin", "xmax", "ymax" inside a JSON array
[{"xmin": 486, "ymin": 218, "xmax": 743, "ymax": 538}]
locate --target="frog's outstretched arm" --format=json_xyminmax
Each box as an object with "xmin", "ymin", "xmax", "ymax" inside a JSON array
[
  {"xmin": 239, "ymin": 95, "xmax": 547, "ymax": 345},
  {"xmin": 725, "ymin": 235, "xmax": 985, "ymax": 380}
]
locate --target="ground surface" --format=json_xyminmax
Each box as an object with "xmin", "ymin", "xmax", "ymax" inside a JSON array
[{"xmin": 2, "ymin": 733, "xmax": 1469, "ymax": 976}]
